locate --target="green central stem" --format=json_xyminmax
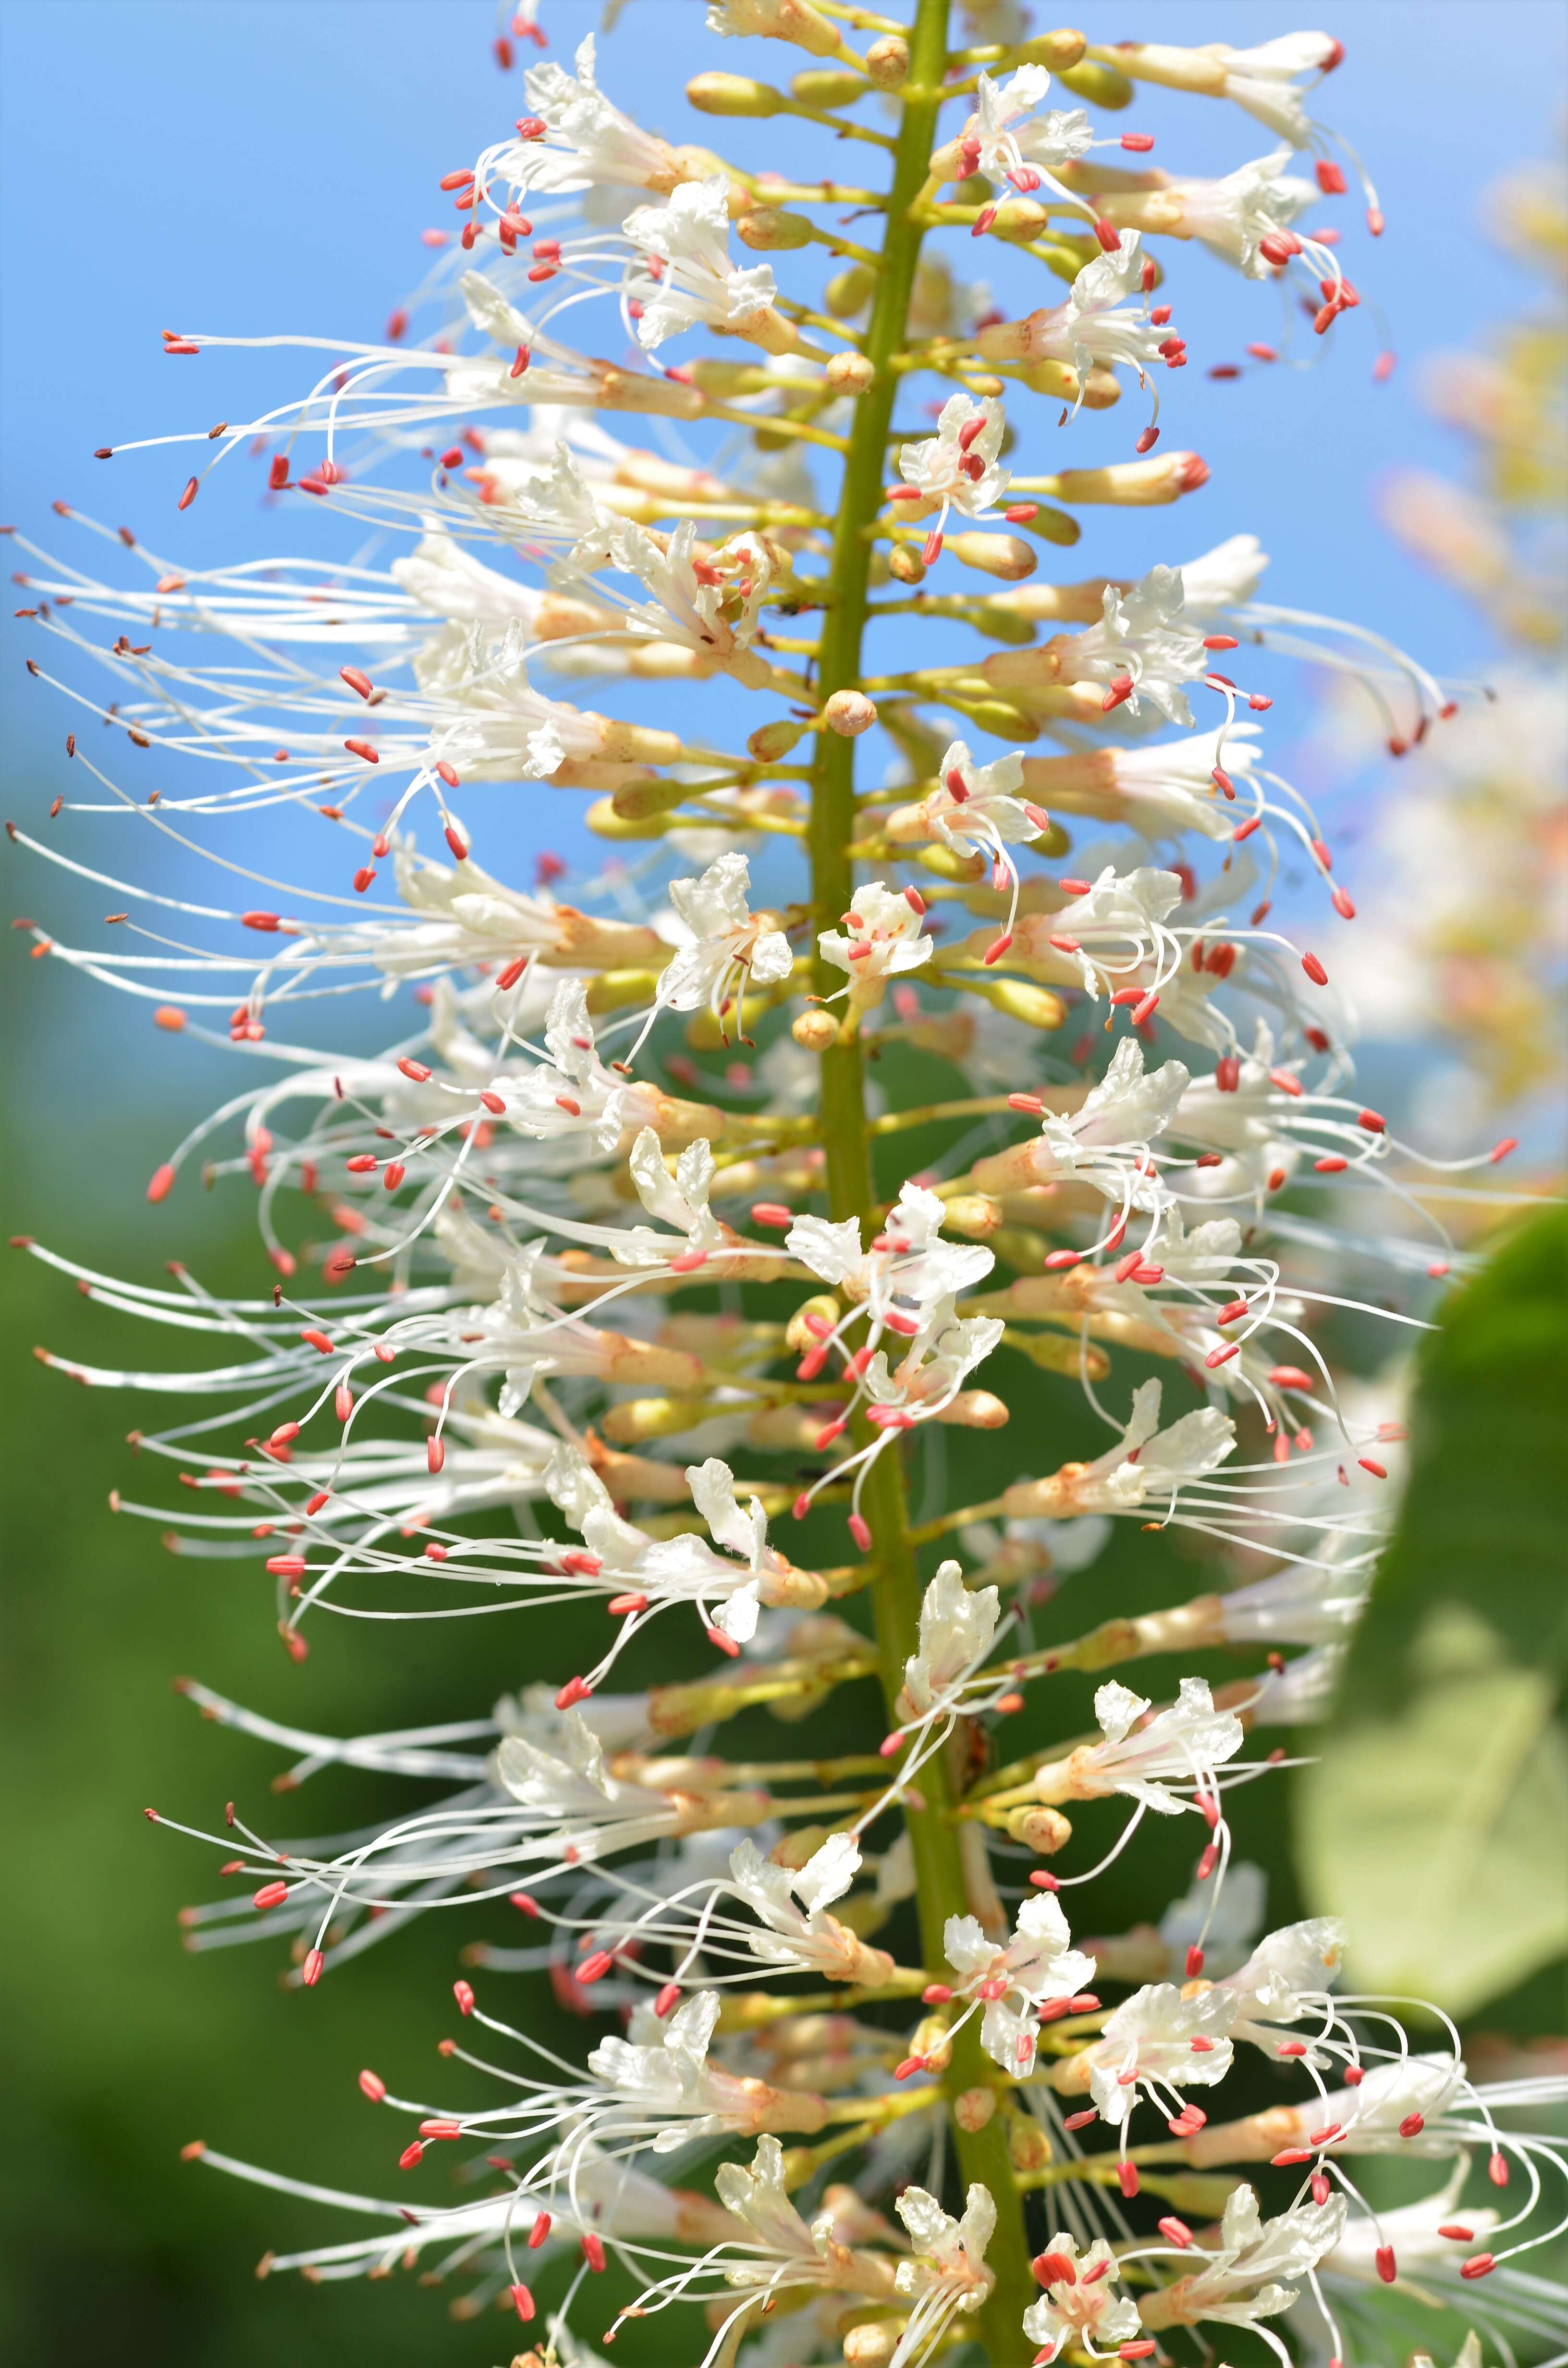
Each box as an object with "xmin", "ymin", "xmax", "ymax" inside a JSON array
[{"xmin": 806, "ymin": 5, "xmax": 1035, "ymax": 2356}]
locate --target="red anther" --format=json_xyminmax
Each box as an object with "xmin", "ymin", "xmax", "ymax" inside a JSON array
[
  {"xmin": 265, "ymin": 1551, "xmax": 306, "ymax": 1577},
  {"xmin": 555, "ymin": 1675, "xmax": 592, "ymax": 1709},
  {"xmin": 576, "ymin": 1950, "xmax": 613, "ymax": 1985},
  {"xmin": 1117, "ymin": 2161, "xmax": 1140, "ymax": 2198},
  {"xmin": 1375, "ymin": 2245, "xmax": 1396, "ymax": 2283},
  {"xmin": 670, "ymin": 1247, "xmax": 709, "ymax": 1274},
  {"xmin": 383, "ymin": 1162, "xmax": 406, "ymax": 1192},
  {"xmin": 438, "ymin": 445, "xmax": 466, "ymax": 470},
  {"xmin": 1428, "ymin": 1260, "xmax": 1451, "ymax": 1278},
  {"xmin": 1216, "ymin": 1299, "xmax": 1250, "ymax": 1326},
  {"xmin": 983, "ymin": 933, "xmax": 1012, "ymax": 966},
  {"xmin": 1330, "ymin": 883, "xmax": 1357, "ymax": 919},
  {"xmin": 1205, "ymin": 1343, "xmax": 1239, "ymax": 1369},
  {"xmin": 1343, "ymin": 2064, "xmax": 1364, "ymax": 2085},
  {"xmin": 1358, "ymin": 1458, "xmax": 1387, "ymax": 1480},
  {"xmin": 1248, "ymin": 691, "xmax": 1273, "ymax": 711},
  {"xmin": 419, "ymin": 2119, "xmax": 463, "ymax": 2142},
  {"xmin": 1315, "ymin": 1155, "xmax": 1348, "ymax": 1173},
  {"xmin": 1195, "ymin": 1842, "xmax": 1219, "ymax": 1880},
  {"xmin": 847, "ymin": 1512, "xmax": 872, "ymax": 1553},
  {"xmin": 1131, "ymin": 992, "xmax": 1159, "ymax": 1025},
  {"xmin": 398, "ymin": 2141, "xmax": 424, "ymax": 2171},
  {"xmin": 345, "ymin": 1155, "xmax": 378, "ymax": 1173},
  {"xmin": 358, "ymin": 2069, "xmax": 387, "ymax": 2103},
  {"xmin": 1301, "ymin": 950, "xmax": 1329, "ymax": 986},
  {"xmin": 1063, "ymin": 2108, "xmax": 1098, "ymax": 2129},
  {"xmin": 1272, "ymin": 2146, "xmax": 1313, "ymax": 2166},
  {"xmin": 264, "ymin": 452, "xmax": 292, "ymax": 492},
  {"xmin": 705, "ymin": 1625, "xmax": 742, "ymax": 1658},
  {"xmin": 749, "ymin": 1201, "xmax": 795, "ymax": 1232},
  {"xmin": 1269, "ymin": 1067, "xmax": 1303, "ymax": 1098},
  {"xmin": 177, "ymin": 474, "xmax": 200, "ymax": 512},
  {"xmin": 1190, "ymin": 2035, "xmax": 1215, "ymax": 2052},
  {"xmin": 1004, "ymin": 502, "xmax": 1041, "ymax": 523},
  {"xmin": 253, "ymin": 1881, "xmax": 289, "ymax": 1911},
  {"xmin": 1209, "ymin": 364, "xmax": 1242, "ymax": 381},
  {"xmin": 1101, "ymin": 674, "xmax": 1135, "ymax": 713},
  {"xmin": 1247, "ymin": 341, "xmax": 1279, "ymax": 362},
  {"xmin": 1315, "ymin": 159, "xmax": 1348, "ymax": 195},
  {"xmin": 146, "ymin": 1161, "xmax": 179, "ymax": 1205},
  {"xmin": 1314, "ymin": 303, "xmax": 1338, "ymax": 335},
  {"xmin": 1488, "ymin": 2150, "xmax": 1510, "ymax": 2186},
  {"xmin": 894, "ymin": 2054, "xmax": 927, "ymax": 2081},
  {"xmin": 560, "ymin": 1551, "xmax": 603, "ymax": 1579},
  {"xmin": 971, "ymin": 205, "xmax": 997, "ymax": 238},
  {"xmin": 340, "ymin": 666, "xmax": 373, "ymax": 701},
  {"xmin": 1459, "ymin": 2253, "xmax": 1496, "ymax": 2280},
  {"xmin": 1093, "ymin": 217, "xmax": 1121, "ymax": 252},
  {"xmin": 1150, "ymin": 304, "xmax": 1172, "ymax": 326},
  {"xmin": 1394, "ymin": 2111, "xmax": 1425, "ymax": 2138},
  {"xmin": 1118, "ymin": 2345, "xmax": 1157, "ymax": 2361},
  {"xmin": 1277, "ymin": 2040, "xmax": 1309, "ymax": 2058},
  {"xmin": 1140, "ymin": 255, "xmax": 1156, "ymax": 291},
  {"xmin": 1185, "ymin": 1945, "xmax": 1204, "ymax": 1976},
  {"xmin": 344, "ymin": 737, "xmax": 379, "ymax": 765},
  {"xmin": 957, "ymin": 414, "xmax": 986, "ymax": 453},
  {"xmin": 516, "ymin": 113, "xmax": 546, "ymax": 138},
  {"xmin": 1044, "ymin": 1250, "xmax": 1081, "ymax": 1270},
  {"xmin": 1029, "ymin": 1870, "xmax": 1061, "ymax": 1891},
  {"xmin": 443, "ymin": 825, "xmax": 470, "ymax": 860},
  {"xmin": 1119, "ymin": 131, "xmax": 1155, "ymax": 152},
  {"xmin": 297, "ymin": 1946, "xmax": 324, "ymax": 1988},
  {"xmin": 304, "ymin": 1488, "xmax": 330, "ymax": 1517},
  {"xmin": 300, "ymin": 1328, "xmax": 335, "ymax": 1354},
  {"xmin": 510, "ymin": 1890, "xmax": 540, "ymax": 1918},
  {"xmin": 903, "ymin": 887, "xmax": 929, "ymax": 918},
  {"xmin": 510, "ymin": 343, "xmax": 532, "ymax": 378},
  {"xmin": 1134, "ymin": 426, "xmax": 1160, "ymax": 454},
  {"xmin": 1308, "ymin": 2123, "xmax": 1345, "ymax": 2146},
  {"xmin": 1048, "ymin": 934, "xmax": 1081, "ymax": 954},
  {"xmin": 1032, "ymin": 2248, "xmax": 1075, "ymax": 2287},
  {"xmin": 509, "ymin": 2283, "xmax": 536, "ymax": 2322},
  {"xmin": 1304, "ymin": 1025, "xmax": 1331, "ymax": 1053},
  {"xmin": 353, "ymin": 866, "xmax": 377, "ymax": 894},
  {"xmin": 1113, "ymin": 1248, "xmax": 1141, "ymax": 1281},
  {"xmin": 397, "ymin": 1057, "xmax": 433, "ymax": 1084},
  {"xmin": 796, "ymin": 1346, "xmax": 830, "ymax": 1382},
  {"xmin": 1367, "ymin": 205, "xmax": 1385, "ymax": 236},
  {"xmin": 495, "ymin": 955, "xmax": 530, "ymax": 992},
  {"xmin": 921, "ymin": 527, "xmax": 944, "ymax": 565},
  {"xmin": 1490, "ymin": 1136, "xmax": 1518, "ymax": 1163}
]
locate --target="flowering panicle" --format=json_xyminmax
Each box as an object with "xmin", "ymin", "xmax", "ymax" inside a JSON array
[{"xmin": 14, "ymin": 11, "xmax": 1559, "ymax": 2368}]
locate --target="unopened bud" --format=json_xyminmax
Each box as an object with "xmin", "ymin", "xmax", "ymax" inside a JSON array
[
  {"xmin": 824, "ymin": 264, "xmax": 875, "ymax": 318},
  {"xmin": 951, "ymin": 531, "xmax": 1037, "ymax": 582},
  {"xmin": 911, "ymin": 2014, "xmax": 952, "ymax": 2071},
  {"xmin": 1007, "ymin": 2111, "xmax": 1054, "ymax": 2171},
  {"xmin": 747, "ymin": 717, "xmax": 808, "ymax": 762},
  {"xmin": 842, "ymin": 2326, "xmax": 900, "ymax": 2368},
  {"xmin": 735, "ymin": 206, "xmax": 813, "ymax": 252},
  {"xmin": 610, "ymin": 774, "xmax": 691, "ymax": 822},
  {"xmin": 887, "ymin": 544, "xmax": 927, "ymax": 585},
  {"xmin": 825, "ymin": 350, "xmax": 875, "ymax": 395},
  {"xmin": 955, "ymin": 700, "xmax": 1041, "ymax": 743},
  {"xmin": 686, "ymin": 357, "xmax": 778, "ymax": 396},
  {"xmin": 954, "ymin": 2086, "xmax": 996, "ymax": 2133},
  {"xmin": 941, "ymin": 1194, "xmax": 1004, "ymax": 1238},
  {"xmin": 725, "ymin": 0, "xmax": 845, "ymax": 57},
  {"xmin": 863, "ymin": 33, "xmax": 909, "ymax": 86},
  {"xmin": 791, "ymin": 67, "xmax": 867, "ymax": 108},
  {"xmin": 686, "ymin": 72, "xmax": 784, "ymax": 117},
  {"xmin": 822, "ymin": 689, "xmax": 877, "ymax": 737},
  {"xmin": 600, "ymin": 1396, "xmax": 711, "ymax": 1443},
  {"xmin": 1005, "ymin": 1804, "xmax": 1074, "ymax": 1853},
  {"xmin": 792, "ymin": 1009, "xmax": 840, "ymax": 1051},
  {"xmin": 1056, "ymin": 57, "xmax": 1134, "ymax": 109},
  {"xmin": 972, "ymin": 975, "xmax": 1068, "ymax": 1026},
  {"xmin": 1016, "ymin": 29, "xmax": 1087, "ymax": 68},
  {"xmin": 786, "ymin": 1294, "xmax": 841, "ymax": 1351},
  {"xmin": 586, "ymin": 795, "xmax": 671, "ymax": 839},
  {"xmin": 1010, "ymin": 500, "xmax": 1081, "ymax": 546}
]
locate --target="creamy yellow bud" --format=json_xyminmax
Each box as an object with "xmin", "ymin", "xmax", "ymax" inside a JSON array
[
  {"xmin": 786, "ymin": 1292, "xmax": 841, "ymax": 1351},
  {"xmin": 686, "ymin": 357, "xmax": 780, "ymax": 396},
  {"xmin": 974, "ymin": 976, "xmax": 1070, "ymax": 1027},
  {"xmin": 728, "ymin": 0, "xmax": 849, "ymax": 59},
  {"xmin": 825, "ymin": 349, "xmax": 876, "ymax": 395},
  {"xmin": 955, "ymin": 698, "xmax": 1042, "ymax": 742},
  {"xmin": 863, "ymin": 33, "xmax": 909, "ymax": 87},
  {"xmin": 941, "ymin": 1193, "xmax": 1005, "ymax": 1238},
  {"xmin": 887, "ymin": 543, "xmax": 927, "ymax": 585},
  {"xmin": 600, "ymin": 1397, "xmax": 712, "ymax": 1443},
  {"xmin": 1015, "ymin": 29, "xmax": 1088, "ymax": 69},
  {"xmin": 954, "ymin": 2086, "xmax": 996, "ymax": 2134},
  {"xmin": 822, "ymin": 687, "xmax": 878, "ymax": 736},
  {"xmin": 1006, "ymin": 2110, "xmax": 1054, "ymax": 2171},
  {"xmin": 842, "ymin": 2326, "xmax": 901, "ymax": 2368},
  {"xmin": 1031, "ymin": 454, "xmax": 1208, "ymax": 507},
  {"xmin": 610, "ymin": 774, "xmax": 691, "ymax": 822},
  {"xmin": 912, "ymin": 2014, "xmax": 952, "ymax": 2072},
  {"xmin": 584, "ymin": 967, "xmax": 663, "ymax": 1015},
  {"xmin": 736, "ymin": 206, "xmax": 814, "ymax": 251},
  {"xmin": 793, "ymin": 1009, "xmax": 841, "ymax": 1050},
  {"xmin": 824, "ymin": 263, "xmax": 876, "ymax": 317},
  {"xmin": 1056, "ymin": 56, "xmax": 1134, "ymax": 108},
  {"xmin": 591, "ymin": 364, "xmax": 705, "ymax": 419},
  {"xmin": 1010, "ymin": 501, "xmax": 1082, "ymax": 546},
  {"xmin": 747, "ymin": 716, "xmax": 809, "ymax": 762},
  {"xmin": 585, "ymin": 795, "xmax": 675, "ymax": 839},
  {"xmin": 686, "ymin": 71, "xmax": 785, "ymax": 116},
  {"xmin": 1011, "ymin": 1330, "xmax": 1111, "ymax": 1381},
  {"xmin": 791, "ymin": 66, "xmax": 868, "ymax": 107},
  {"xmin": 911, "ymin": 841, "xmax": 989, "ymax": 883},
  {"xmin": 598, "ymin": 718, "xmax": 682, "ymax": 765},
  {"xmin": 951, "ymin": 530, "xmax": 1037, "ymax": 582},
  {"xmin": 1004, "ymin": 1803, "xmax": 1074, "ymax": 1852}
]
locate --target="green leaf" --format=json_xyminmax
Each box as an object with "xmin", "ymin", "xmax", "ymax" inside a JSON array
[{"xmin": 1297, "ymin": 1207, "xmax": 1568, "ymax": 2016}]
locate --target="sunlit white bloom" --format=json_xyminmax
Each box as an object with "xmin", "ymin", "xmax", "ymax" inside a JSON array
[
  {"xmin": 901, "ymin": 1560, "xmax": 1001, "ymax": 1716},
  {"xmin": 892, "ymin": 2184, "xmax": 996, "ymax": 2367},
  {"xmin": 964, "ymin": 66, "xmax": 1094, "ymax": 183},
  {"xmin": 1162, "ymin": 148, "xmax": 1321, "ymax": 278},
  {"xmin": 1067, "ymin": 565, "xmax": 1210, "ymax": 723},
  {"xmin": 818, "ymin": 878, "xmax": 932, "ymax": 1012},
  {"xmin": 586, "ymin": 1988, "xmax": 828, "ymax": 2151},
  {"xmin": 1022, "ymin": 724, "xmax": 1262, "ymax": 842},
  {"xmin": 944, "ymin": 1889, "xmax": 1097, "ymax": 2077},
  {"xmin": 1023, "ymin": 2234, "xmax": 1142, "ymax": 2360},
  {"xmin": 1067, "ymin": 1979, "xmax": 1238, "ymax": 2126},
  {"xmin": 643, "ymin": 851, "xmax": 793, "ymax": 1045},
  {"xmin": 482, "ymin": 35, "xmax": 683, "ymax": 201},
  {"xmin": 1178, "ymin": 531, "xmax": 1272, "ymax": 617},
  {"xmin": 1314, "ymin": 2160, "xmax": 1498, "ymax": 2284},
  {"xmin": 1208, "ymin": 32, "xmax": 1345, "ymax": 146},
  {"xmin": 896, "ymin": 392, "xmax": 1010, "ymax": 536},
  {"xmin": 1220, "ymin": 1558, "xmax": 1370, "ymax": 1646},
  {"xmin": 623, "ymin": 176, "xmax": 783, "ymax": 351},
  {"xmin": 1139, "ymin": 2180, "xmax": 1347, "ymax": 2331},
  {"xmin": 615, "ymin": 1131, "xmax": 728, "ymax": 1266},
  {"xmin": 1218, "ymin": 1916, "xmax": 1348, "ymax": 2059},
  {"xmin": 726, "ymin": 1835, "xmax": 894, "ymax": 1983},
  {"xmin": 579, "ymin": 518, "xmax": 780, "ymax": 686}
]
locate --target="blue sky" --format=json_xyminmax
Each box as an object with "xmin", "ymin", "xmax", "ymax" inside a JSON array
[{"xmin": 1, "ymin": 0, "xmax": 1560, "ymax": 1167}]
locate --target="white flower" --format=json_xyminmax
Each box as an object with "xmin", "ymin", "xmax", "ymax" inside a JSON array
[
  {"xmin": 1220, "ymin": 1917, "xmax": 1348, "ymax": 2059},
  {"xmin": 788, "ymin": 1181, "xmax": 992, "ymax": 1320},
  {"xmin": 587, "ymin": 1988, "xmax": 823, "ymax": 2150},
  {"xmin": 486, "ymin": 34, "xmax": 681, "ymax": 199},
  {"xmin": 1062, "ymin": 1663, "xmax": 1245, "ymax": 1809},
  {"xmin": 726, "ymin": 1835, "xmax": 889, "ymax": 1982},
  {"xmin": 583, "ymin": 518, "xmax": 779, "ymax": 686},
  {"xmin": 1025, "ymin": 724, "xmax": 1262, "ymax": 843},
  {"xmin": 1023, "ymin": 2234, "xmax": 1142, "ymax": 2361},
  {"xmin": 887, "ymin": 737, "xmax": 1047, "ymax": 860},
  {"xmin": 902, "ymin": 1560, "xmax": 1000, "ymax": 1715},
  {"xmin": 492, "ymin": 976, "xmax": 627, "ymax": 1152},
  {"xmin": 897, "ymin": 392, "xmax": 1010, "ymax": 526},
  {"xmin": 818, "ymin": 878, "xmax": 932, "ymax": 1011},
  {"xmin": 1141, "ymin": 2180, "xmax": 1347, "ymax": 2329},
  {"xmin": 1209, "ymin": 33, "xmax": 1344, "ymax": 146},
  {"xmin": 1306, "ymin": 2052, "xmax": 1470, "ymax": 2154},
  {"xmin": 944, "ymin": 1889, "xmax": 1097, "ymax": 2076},
  {"xmin": 1220, "ymin": 1559, "xmax": 1370, "ymax": 1646},
  {"xmin": 965, "ymin": 66, "xmax": 1094, "ymax": 185},
  {"xmin": 711, "ymin": 2134, "xmax": 847, "ymax": 2289},
  {"xmin": 891, "ymin": 2184, "xmax": 996, "ymax": 2365},
  {"xmin": 1177, "ymin": 532, "xmax": 1270, "ymax": 617},
  {"xmin": 1079, "ymin": 1980, "xmax": 1238, "ymax": 2125},
  {"xmin": 618, "ymin": 1130, "xmax": 727, "ymax": 1266},
  {"xmin": 623, "ymin": 176, "xmax": 779, "ymax": 351},
  {"xmin": 1315, "ymin": 2160, "xmax": 1498, "ymax": 2282},
  {"xmin": 1033, "ymin": 231, "xmax": 1168, "ymax": 396},
  {"xmin": 1067, "ymin": 564, "xmax": 1210, "ymax": 723},
  {"xmin": 651, "ymin": 849, "xmax": 794, "ymax": 1029},
  {"xmin": 1165, "ymin": 148, "xmax": 1321, "ymax": 278},
  {"xmin": 1038, "ymin": 1036, "xmax": 1192, "ymax": 1192}
]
